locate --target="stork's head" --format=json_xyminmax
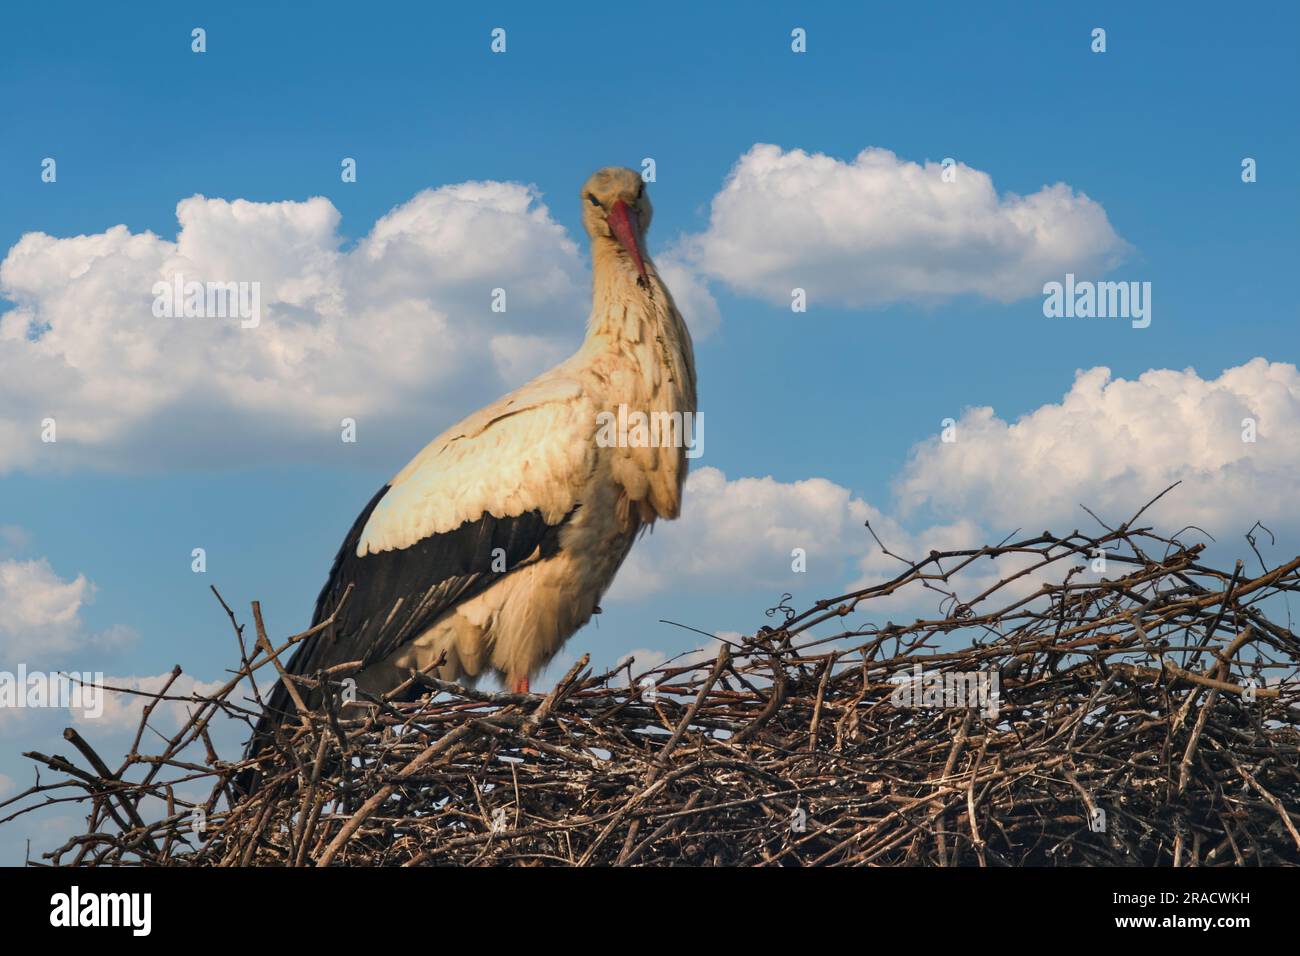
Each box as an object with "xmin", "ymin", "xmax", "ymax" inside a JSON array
[{"xmin": 581, "ymin": 166, "xmax": 653, "ymax": 280}]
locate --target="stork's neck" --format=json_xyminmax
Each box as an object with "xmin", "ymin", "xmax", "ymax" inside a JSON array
[
  {"xmin": 581, "ymin": 233, "xmax": 699, "ymax": 526},
  {"xmin": 585, "ymin": 236, "xmax": 681, "ymax": 346},
  {"xmin": 580, "ymin": 233, "xmax": 697, "ymax": 419}
]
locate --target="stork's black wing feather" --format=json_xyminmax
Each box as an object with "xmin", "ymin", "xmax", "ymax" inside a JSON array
[{"xmin": 240, "ymin": 483, "xmax": 570, "ymax": 784}]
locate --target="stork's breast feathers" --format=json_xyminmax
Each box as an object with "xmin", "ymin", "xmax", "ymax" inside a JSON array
[{"xmin": 357, "ymin": 377, "xmax": 594, "ymax": 556}]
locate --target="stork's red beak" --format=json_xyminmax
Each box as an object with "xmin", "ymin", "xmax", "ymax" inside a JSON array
[{"xmin": 608, "ymin": 200, "xmax": 647, "ymax": 280}]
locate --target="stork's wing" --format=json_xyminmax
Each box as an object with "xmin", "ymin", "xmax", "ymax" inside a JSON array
[{"xmin": 247, "ymin": 374, "xmax": 596, "ymax": 753}]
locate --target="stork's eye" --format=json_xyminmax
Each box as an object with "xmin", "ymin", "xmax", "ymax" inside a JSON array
[{"xmin": 587, "ymin": 194, "xmax": 601, "ymax": 207}]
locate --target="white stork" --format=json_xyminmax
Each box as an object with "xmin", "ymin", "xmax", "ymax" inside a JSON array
[{"xmin": 242, "ymin": 167, "xmax": 696, "ymax": 778}]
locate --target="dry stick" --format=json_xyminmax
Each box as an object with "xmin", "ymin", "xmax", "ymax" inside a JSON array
[
  {"xmin": 252, "ymin": 601, "xmax": 310, "ymax": 720},
  {"xmin": 599, "ymin": 644, "xmax": 730, "ymax": 867},
  {"xmin": 732, "ymin": 658, "xmax": 786, "ymax": 744},
  {"xmin": 1183, "ymin": 560, "xmax": 1243, "ymax": 672},
  {"xmin": 1178, "ymin": 627, "xmax": 1255, "ymax": 796},
  {"xmin": 233, "ymin": 792, "xmax": 280, "ymax": 867},
  {"xmin": 807, "ymin": 654, "xmax": 837, "ymax": 752},
  {"xmin": 125, "ymin": 666, "xmax": 184, "ymax": 765},
  {"xmin": 1111, "ymin": 660, "xmax": 1278, "ymax": 699},
  {"xmin": 139, "ymin": 587, "xmax": 354, "ymax": 802},
  {"xmin": 521, "ymin": 655, "xmax": 589, "ymax": 737},
  {"xmin": 68, "ymin": 665, "xmax": 186, "ymax": 865},
  {"xmin": 24, "ymin": 760, "xmax": 138, "ymax": 862},
  {"xmin": 935, "ymin": 709, "xmax": 973, "ymax": 867},
  {"xmin": 1062, "ymin": 767, "xmax": 1102, "ymax": 839},
  {"xmin": 59, "ymin": 729, "xmax": 162, "ymax": 859},
  {"xmin": 292, "ymin": 732, "xmax": 331, "ymax": 867},
  {"xmin": 316, "ymin": 722, "xmax": 480, "ymax": 867},
  {"xmin": 1229, "ymin": 757, "xmax": 1300, "ymax": 852},
  {"xmin": 15, "ymin": 527, "xmax": 1300, "ymax": 867},
  {"xmin": 966, "ymin": 737, "xmax": 990, "ymax": 867},
  {"xmin": 622, "ymin": 791, "xmax": 705, "ymax": 866}
]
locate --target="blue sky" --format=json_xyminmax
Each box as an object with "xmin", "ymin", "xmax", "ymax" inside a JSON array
[{"xmin": 1, "ymin": 1, "xmax": 1297, "ymax": 862}]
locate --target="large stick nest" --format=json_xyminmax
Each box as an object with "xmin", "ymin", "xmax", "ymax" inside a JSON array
[{"xmin": 10, "ymin": 515, "xmax": 1300, "ymax": 866}]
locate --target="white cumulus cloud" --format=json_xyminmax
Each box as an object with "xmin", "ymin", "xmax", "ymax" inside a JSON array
[
  {"xmin": 72, "ymin": 672, "xmax": 229, "ymax": 733},
  {"xmin": 0, "ymin": 182, "xmax": 590, "ymax": 473},
  {"xmin": 611, "ymin": 360, "xmax": 1300, "ymax": 612},
  {"xmin": 680, "ymin": 144, "xmax": 1128, "ymax": 308},
  {"xmin": 895, "ymin": 358, "xmax": 1300, "ymax": 539},
  {"xmin": 0, "ymin": 555, "xmax": 135, "ymax": 661},
  {"xmin": 609, "ymin": 465, "xmax": 878, "ymax": 601}
]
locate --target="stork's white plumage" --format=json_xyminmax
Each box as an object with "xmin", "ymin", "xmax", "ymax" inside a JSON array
[{"xmin": 243, "ymin": 167, "xmax": 696, "ymax": 776}]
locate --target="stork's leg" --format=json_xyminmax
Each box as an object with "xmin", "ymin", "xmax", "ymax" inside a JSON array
[{"xmin": 511, "ymin": 674, "xmax": 539, "ymax": 756}]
